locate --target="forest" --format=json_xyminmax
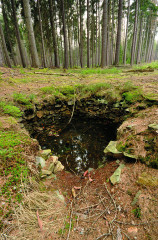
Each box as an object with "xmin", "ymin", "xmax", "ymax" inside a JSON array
[
  {"xmin": 0, "ymin": 0, "xmax": 158, "ymax": 69},
  {"xmin": 0, "ymin": 1, "xmax": 158, "ymax": 239}
]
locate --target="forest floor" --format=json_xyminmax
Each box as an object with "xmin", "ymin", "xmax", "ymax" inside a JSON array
[{"xmin": 0, "ymin": 64, "xmax": 158, "ymax": 240}]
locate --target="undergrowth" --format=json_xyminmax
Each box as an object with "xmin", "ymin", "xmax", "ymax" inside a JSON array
[
  {"xmin": 13, "ymin": 92, "xmax": 36, "ymax": 108},
  {"xmin": 0, "ymin": 129, "xmax": 32, "ymax": 229},
  {"xmin": 0, "ymin": 101, "xmax": 22, "ymax": 118},
  {"xmin": 68, "ymin": 67, "xmax": 122, "ymax": 75},
  {"xmin": 133, "ymin": 61, "xmax": 158, "ymax": 70}
]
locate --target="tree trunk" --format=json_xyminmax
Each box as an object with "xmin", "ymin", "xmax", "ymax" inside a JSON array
[
  {"xmin": 115, "ymin": 0, "xmax": 123, "ymax": 65},
  {"xmin": 144, "ymin": 16, "xmax": 151, "ymax": 62},
  {"xmin": 37, "ymin": 0, "xmax": 46, "ymax": 68},
  {"xmin": 68, "ymin": 27, "xmax": 73, "ymax": 68},
  {"xmin": 49, "ymin": 0, "xmax": 59, "ymax": 68},
  {"xmin": 136, "ymin": 13, "xmax": 143, "ymax": 64},
  {"xmin": 1, "ymin": 0, "xmax": 16, "ymax": 65},
  {"xmin": 79, "ymin": 0, "xmax": 84, "ymax": 68},
  {"xmin": 23, "ymin": 0, "xmax": 39, "ymax": 67},
  {"xmin": 87, "ymin": 0, "xmax": 90, "ymax": 67},
  {"xmin": 0, "ymin": 22, "xmax": 12, "ymax": 68},
  {"xmin": 61, "ymin": 0, "xmax": 69, "ymax": 69},
  {"xmin": 101, "ymin": 0, "xmax": 108, "ymax": 68},
  {"xmin": 95, "ymin": 1, "xmax": 98, "ymax": 66},
  {"xmin": 98, "ymin": 0, "xmax": 101, "ymax": 66},
  {"xmin": 123, "ymin": 0, "xmax": 130, "ymax": 65},
  {"xmin": 130, "ymin": 0, "xmax": 139, "ymax": 66},
  {"xmin": 111, "ymin": 0, "xmax": 115, "ymax": 64},
  {"xmin": 107, "ymin": 0, "xmax": 111, "ymax": 65},
  {"xmin": 0, "ymin": 41, "xmax": 4, "ymax": 66},
  {"xmin": 91, "ymin": 3, "xmax": 95, "ymax": 68},
  {"xmin": 11, "ymin": 0, "xmax": 27, "ymax": 67}
]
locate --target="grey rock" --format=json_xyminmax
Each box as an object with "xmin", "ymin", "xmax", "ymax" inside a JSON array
[
  {"xmin": 110, "ymin": 164, "xmax": 125, "ymax": 185},
  {"xmin": 123, "ymin": 152, "xmax": 137, "ymax": 159},
  {"xmin": 54, "ymin": 161, "xmax": 64, "ymax": 173},
  {"xmin": 131, "ymin": 190, "xmax": 141, "ymax": 206},
  {"xmin": 104, "ymin": 141, "xmax": 123, "ymax": 158},
  {"xmin": 55, "ymin": 190, "xmax": 65, "ymax": 202},
  {"xmin": 41, "ymin": 169, "xmax": 52, "ymax": 175},
  {"xmin": 36, "ymin": 156, "xmax": 45, "ymax": 168},
  {"xmin": 48, "ymin": 163, "xmax": 55, "ymax": 172},
  {"xmin": 148, "ymin": 123, "xmax": 158, "ymax": 131},
  {"xmin": 40, "ymin": 149, "xmax": 51, "ymax": 158}
]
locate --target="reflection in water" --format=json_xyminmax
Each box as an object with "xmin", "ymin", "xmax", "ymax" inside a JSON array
[{"xmin": 35, "ymin": 118, "xmax": 117, "ymax": 173}]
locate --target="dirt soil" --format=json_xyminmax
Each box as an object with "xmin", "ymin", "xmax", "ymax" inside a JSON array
[
  {"xmin": 0, "ymin": 67, "xmax": 158, "ymax": 101},
  {"xmin": 0, "ymin": 67, "xmax": 158, "ymax": 240}
]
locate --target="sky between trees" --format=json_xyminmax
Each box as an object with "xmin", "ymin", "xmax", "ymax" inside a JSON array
[{"xmin": 0, "ymin": 0, "xmax": 158, "ymax": 69}]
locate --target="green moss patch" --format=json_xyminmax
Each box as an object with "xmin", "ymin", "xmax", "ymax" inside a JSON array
[{"xmin": 0, "ymin": 101, "xmax": 22, "ymax": 118}]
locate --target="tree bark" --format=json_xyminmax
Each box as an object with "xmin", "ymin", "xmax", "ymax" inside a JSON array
[
  {"xmin": 98, "ymin": 0, "xmax": 101, "ymax": 66},
  {"xmin": 68, "ymin": 26, "xmax": 73, "ymax": 68},
  {"xmin": 123, "ymin": 0, "xmax": 130, "ymax": 65},
  {"xmin": 11, "ymin": 0, "xmax": 27, "ymax": 67},
  {"xmin": 23, "ymin": 0, "xmax": 39, "ymax": 67},
  {"xmin": 49, "ymin": 0, "xmax": 59, "ymax": 68},
  {"xmin": 115, "ymin": 0, "xmax": 123, "ymax": 65},
  {"xmin": 79, "ymin": 0, "xmax": 84, "ymax": 68},
  {"xmin": 0, "ymin": 22, "xmax": 12, "ymax": 68},
  {"xmin": 95, "ymin": 1, "xmax": 98, "ymax": 66},
  {"xmin": 87, "ymin": 0, "xmax": 90, "ymax": 67},
  {"xmin": 101, "ymin": 0, "xmax": 108, "ymax": 68},
  {"xmin": 107, "ymin": 0, "xmax": 111, "ymax": 65},
  {"xmin": 1, "ymin": 0, "xmax": 16, "ymax": 65},
  {"xmin": 136, "ymin": 13, "xmax": 143, "ymax": 64},
  {"xmin": 0, "ymin": 41, "xmax": 4, "ymax": 66},
  {"xmin": 37, "ymin": 0, "xmax": 46, "ymax": 68},
  {"xmin": 130, "ymin": 0, "xmax": 139, "ymax": 66},
  {"xmin": 61, "ymin": 0, "xmax": 69, "ymax": 69},
  {"xmin": 111, "ymin": 0, "xmax": 115, "ymax": 64}
]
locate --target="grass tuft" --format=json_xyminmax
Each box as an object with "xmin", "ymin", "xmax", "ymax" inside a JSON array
[
  {"xmin": 0, "ymin": 101, "xmax": 22, "ymax": 118},
  {"xmin": 13, "ymin": 93, "xmax": 36, "ymax": 107}
]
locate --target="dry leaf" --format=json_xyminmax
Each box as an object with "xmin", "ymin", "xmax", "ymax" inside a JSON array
[
  {"xmin": 36, "ymin": 210, "xmax": 43, "ymax": 231},
  {"xmin": 74, "ymin": 186, "xmax": 81, "ymax": 190},
  {"xmin": 88, "ymin": 173, "xmax": 93, "ymax": 182},
  {"xmin": 84, "ymin": 170, "xmax": 88, "ymax": 177},
  {"xmin": 72, "ymin": 187, "xmax": 76, "ymax": 198}
]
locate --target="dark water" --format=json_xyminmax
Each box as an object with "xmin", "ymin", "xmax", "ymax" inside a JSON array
[{"xmin": 34, "ymin": 118, "xmax": 117, "ymax": 173}]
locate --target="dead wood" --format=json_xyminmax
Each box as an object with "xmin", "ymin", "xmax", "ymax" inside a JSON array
[
  {"xmin": 34, "ymin": 72, "xmax": 68, "ymax": 76},
  {"xmin": 125, "ymin": 68, "xmax": 154, "ymax": 73}
]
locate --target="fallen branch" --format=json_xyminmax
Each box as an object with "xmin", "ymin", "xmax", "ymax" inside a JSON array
[
  {"xmin": 104, "ymin": 183, "xmax": 117, "ymax": 223},
  {"xmin": 34, "ymin": 72, "xmax": 68, "ymax": 76},
  {"xmin": 34, "ymin": 72, "xmax": 82, "ymax": 80},
  {"xmin": 66, "ymin": 201, "xmax": 73, "ymax": 240},
  {"xmin": 125, "ymin": 68, "xmax": 154, "ymax": 73},
  {"xmin": 96, "ymin": 232, "xmax": 111, "ymax": 240}
]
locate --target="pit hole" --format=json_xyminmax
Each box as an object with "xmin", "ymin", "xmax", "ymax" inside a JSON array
[{"xmin": 32, "ymin": 117, "xmax": 118, "ymax": 173}]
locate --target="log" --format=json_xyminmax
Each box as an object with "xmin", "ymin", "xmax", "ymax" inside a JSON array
[
  {"xmin": 126, "ymin": 68, "xmax": 154, "ymax": 73},
  {"xmin": 34, "ymin": 72, "xmax": 68, "ymax": 76}
]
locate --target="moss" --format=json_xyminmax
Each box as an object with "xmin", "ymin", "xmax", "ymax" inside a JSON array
[
  {"xmin": 122, "ymin": 90, "xmax": 143, "ymax": 103},
  {"xmin": 117, "ymin": 141, "xmax": 129, "ymax": 152},
  {"xmin": 0, "ymin": 101, "xmax": 22, "ymax": 118},
  {"xmin": 13, "ymin": 93, "xmax": 36, "ymax": 106}
]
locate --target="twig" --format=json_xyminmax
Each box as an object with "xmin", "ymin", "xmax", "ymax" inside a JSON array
[
  {"xmin": 114, "ymin": 219, "xmax": 158, "ymax": 226},
  {"xmin": 104, "ymin": 183, "xmax": 117, "ymax": 223},
  {"xmin": 113, "ymin": 222, "xmax": 132, "ymax": 240},
  {"xmin": 96, "ymin": 233, "xmax": 111, "ymax": 240},
  {"xmin": 66, "ymin": 201, "xmax": 73, "ymax": 240},
  {"xmin": 66, "ymin": 156, "xmax": 78, "ymax": 176}
]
